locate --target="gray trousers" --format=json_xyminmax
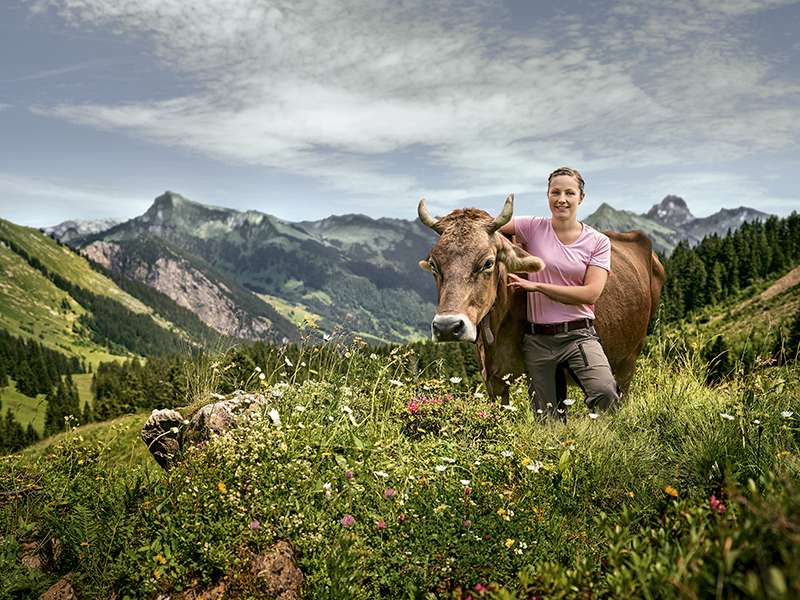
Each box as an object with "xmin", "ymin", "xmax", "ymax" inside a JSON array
[{"xmin": 522, "ymin": 326, "xmax": 620, "ymax": 417}]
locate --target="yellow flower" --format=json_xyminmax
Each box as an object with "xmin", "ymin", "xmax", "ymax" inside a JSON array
[
  {"xmin": 664, "ymin": 485, "xmax": 678, "ymax": 498},
  {"xmin": 217, "ymin": 482, "xmax": 227, "ymax": 494},
  {"xmin": 628, "ymin": 491, "xmax": 635, "ymax": 498},
  {"xmin": 504, "ymin": 538, "xmax": 515, "ymax": 548},
  {"xmin": 496, "ymin": 507, "xmax": 507, "ymax": 517},
  {"xmin": 521, "ymin": 457, "xmax": 531, "ymax": 467},
  {"xmin": 155, "ymin": 553, "xmax": 167, "ymax": 565}
]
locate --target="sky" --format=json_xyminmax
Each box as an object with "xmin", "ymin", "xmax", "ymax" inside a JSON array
[{"xmin": 1, "ymin": 0, "xmax": 799, "ymax": 227}]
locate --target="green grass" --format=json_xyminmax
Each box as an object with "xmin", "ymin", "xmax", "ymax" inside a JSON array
[
  {"xmin": 256, "ymin": 292, "xmax": 322, "ymax": 327},
  {"xmin": 1, "ymin": 338, "xmax": 798, "ymax": 599}
]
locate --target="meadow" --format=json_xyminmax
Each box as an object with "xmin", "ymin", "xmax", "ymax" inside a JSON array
[{"xmin": 1, "ymin": 332, "xmax": 799, "ymax": 599}]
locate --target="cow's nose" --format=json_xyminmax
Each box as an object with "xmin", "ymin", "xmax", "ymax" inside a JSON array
[{"xmin": 432, "ymin": 315, "xmax": 465, "ymax": 341}]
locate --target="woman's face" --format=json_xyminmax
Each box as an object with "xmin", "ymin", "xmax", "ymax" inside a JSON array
[{"xmin": 547, "ymin": 174, "xmax": 583, "ymax": 221}]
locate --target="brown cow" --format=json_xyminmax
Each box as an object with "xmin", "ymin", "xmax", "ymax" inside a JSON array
[{"xmin": 418, "ymin": 195, "xmax": 665, "ymax": 404}]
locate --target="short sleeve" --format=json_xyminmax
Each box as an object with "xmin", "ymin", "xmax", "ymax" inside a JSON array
[
  {"xmin": 512, "ymin": 216, "xmax": 534, "ymax": 245},
  {"xmin": 589, "ymin": 234, "xmax": 612, "ymax": 271}
]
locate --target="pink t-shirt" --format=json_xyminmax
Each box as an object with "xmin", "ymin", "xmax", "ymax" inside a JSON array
[{"xmin": 513, "ymin": 216, "xmax": 611, "ymax": 324}]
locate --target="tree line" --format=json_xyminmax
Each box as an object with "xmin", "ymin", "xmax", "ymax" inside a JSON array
[{"xmin": 661, "ymin": 212, "xmax": 800, "ymax": 321}]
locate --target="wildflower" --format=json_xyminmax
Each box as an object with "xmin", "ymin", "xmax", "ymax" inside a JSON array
[
  {"xmin": 407, "ymin": 400, "xmax": 420, "ymax": 414},
  {"xmin": 753, "ymin": 419, "xmax": 761, "ymax": 425},
  {"xmin": 474, "ymin": 583, "xmax": 486, "ymax": 593},
  {"xmin": 269, "ymin": 408, "xmax": 281, "ymax": 427},
  {"xmin": 505, "ymin": 538, "xmax": 515, "ymax": 548},
  {"xmin": 285, "ymin": 356, "xmax": 294, "ymax": 367},
  {"xmin": 323, "ymin": 482, "xmax": 332, "ymax": 499},
  {"xmin": 441, "ymin": 456, "xmax": 456, "ymax": 464},
  {"xmin": 345, "ymin": 470, "xmax": 354, "ymax": 480},
  {"xmin": 709, "ymin": 495, "xmax": 726, "ymax": 514},
  {"xmin": 464, "ymin": 486, "xmax": 473, "ymax": 496},
  {"xmin": 474, "ymin": 391, "xmax": 485, "ymax": 399},
  {"xmin": 384, "ymin": 488, "xmax": 396, "ymax": 499},
  {"xmin": 217, "ymin": 482, "xmax": 227, "ymax": 494},
  {"xmin": 398, "ymin": 513, "xmax": 407, "ymax": 523},
  {"xmin": 248, "ymin": 519, "xmax": 261, "ymax": 530},
  {"xmin": 781, "ymin": 411, "xmax": 794, "ymax": 418},
  {"xmin": 370, "ymin": 353, "xmax": 378, "ymax": 360},
  {"xmin": 474, "ymin": 459, "xmax": 481, "ymax": 466},
  {"xmin": 259, "ymin": 372, "xmax": 266, "ymax": 381},
  {"xmin": 375, "ymin": 519, "xmax": 386, "ymax": 529},
  {"xmin": 477, "ymin": 410, "xmax": 487, "ymax": 418},
  {"xmin": 664, "ymin": 485, "xmax": 679, "ymax": 498},
  {"xmin": 502, "ymin": 404, "xmax": 518, "ymax": 412},
  {"xmin": 460, "ymin": 479, "xmax": 471, "ymax": 486},
  {"xmin": 435, "ymin": 465, "xmax": 447, "ymax": 472},
  {"xmin": 588, "ymin": 413, "xmax": 599, "ymax": 420},
  {"xmin": 155, "ymin": 553, "xmax": 167, "ymax": 565},
  {"xmin": 389, "ymin": 379, "xmax": 404, "ymax": 387},
  {"xmin": 373, "ymin": 470, "xmax": 389, "ymax": 478},
  {"xmin": 501, "ymin": 450, "xmax": 513, "ymax": 458},
  {"xmin": 255, "ymin": 366, "xmax": 262, "ymax": 373},
  {"xmin": 719, "ymin": 412, "xmax": 735, "ymax": 421},
  {"xmin": 562, "ymin": 398, "xmax": 576, "ymax": 406},
  {"xmin": 526, "ymin": 461, "xmax": 544, "ymax": 473},
  {"xmin": 450, "ymin": 376, "xmax": 463, "ymax": 384},
  {"xmin": 293, "ymin": 405, "xmax": 306, "ymax": 412},
  {"xmin": 341, "ymin": 514, "xmax": 355, "ymax": 527}
]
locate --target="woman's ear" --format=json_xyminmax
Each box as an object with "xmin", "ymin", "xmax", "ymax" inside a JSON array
[{"xmin": 495, "ymin": 235, "xmax": 545, "ymax": 273}]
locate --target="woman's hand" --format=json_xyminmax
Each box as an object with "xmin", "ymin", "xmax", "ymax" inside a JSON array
[{"xmin": 507, "ymin": 273, "xmax": 537, "ymax": 293}]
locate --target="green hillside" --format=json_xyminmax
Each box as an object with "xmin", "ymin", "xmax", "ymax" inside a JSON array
[{"xmin": 1, "ymin": 373, "xmax": 95, "ymax": 435}]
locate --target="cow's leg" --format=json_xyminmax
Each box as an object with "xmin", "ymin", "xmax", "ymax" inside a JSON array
[
  {"xmin": 614, "ymin": 354, "xmax": 639, "ymax": 399},
  {"xmin": 486, "ymin": 375, "xmax": 510, "ymax": 405}
]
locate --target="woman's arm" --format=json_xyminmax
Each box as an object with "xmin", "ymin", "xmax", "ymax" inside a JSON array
[{"xmin": 507, "ymin": 265, "xmax": 608, "ymax": 305}]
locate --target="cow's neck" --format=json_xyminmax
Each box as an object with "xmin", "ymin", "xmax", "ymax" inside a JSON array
[{"xmin": 479, "ymin": 265, "xmax": 513, "ymax": 346}]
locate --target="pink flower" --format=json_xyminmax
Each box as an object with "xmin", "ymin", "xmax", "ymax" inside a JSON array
[
  {"xmin": 384, "ymin": 488, "xmax": 396, "ymax": 499},
  {"xmin": 407, "ymin": 400, "xmax": 420, "ymax": 414},
  {"xmin": 375, "ymin": 519, "xmax": 386, "ymax": 529},
  {"xmin": 345, "ymin": 470, "xmax": 354, "ymax": 480},
  {"xmin": 341, "ymin": 514, "xmax": 355, "ymax": 527},
  {"xmin": 248, "ymin": 519, "xmax": 260, "ymax": 530},
  {"xmin": 464, "ymin": 486, "xmax": 473, "ymax": 496},
  {"xmin": 398, "ymin": 513, "xmax": 407, "ymax": 523},
  {"xmin": 709, "ymin": 495, "xmax": 727, "ymax": 514},
  {"xmin": 474, "ymin": 583, "xmax": 486, "ymax": 593},
  {"xmin": 478, "ymin": 410, "xmax": 487, "ymax": 418}
]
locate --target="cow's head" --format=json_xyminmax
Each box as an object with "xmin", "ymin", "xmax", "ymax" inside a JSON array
[{"xmin": 418, "ymin": 195, "xmax": 544, "ymax": 342}]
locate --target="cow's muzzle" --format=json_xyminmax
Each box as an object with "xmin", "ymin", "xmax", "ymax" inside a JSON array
[{"xmin": 431, "ymin": 313, "xmax": 477, "ymax": 342}]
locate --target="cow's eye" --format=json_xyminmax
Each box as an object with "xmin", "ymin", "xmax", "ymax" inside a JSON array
[
  {"xmin": 429, "ymin": 260, "xmax": 439, "ymax": 274},
  {"xmin": 482, "ymin": 259, "xmax": 495, "ymax": 271}
]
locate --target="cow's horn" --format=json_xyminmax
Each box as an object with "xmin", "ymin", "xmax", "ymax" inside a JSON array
[
  {"xmin": 488, "ymin": 194, "xmax": 514, "ymax": 233},
  {"xmin": 418, "ymin": 198, "xmax": 444, "ymax": 234}
]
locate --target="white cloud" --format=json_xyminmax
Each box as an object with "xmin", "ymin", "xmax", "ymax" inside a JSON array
[{"xmin": 27, "ymin": 0, "xmax": 800, "ymax": 209}]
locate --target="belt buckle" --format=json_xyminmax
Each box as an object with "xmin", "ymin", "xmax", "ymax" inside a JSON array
[{"xmin": 561, "ymin": 322, "xmax": 569, "ymax": 333}]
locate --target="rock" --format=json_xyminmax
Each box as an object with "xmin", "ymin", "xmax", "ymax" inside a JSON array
[
  {"xmin": 40, "ymin": 575, "xmax": 78, "ymax": 600},
  {"xmin": 250, "ymin": 541, "xmax": 304, "ymax": 600},
  {"xmin": 141, "ymin": 409, "xmax": 185, "ymax": 469},
  {"xmin": 141, "ymin": 392, "xmax": 271, "ymax": 469},
  {"xmin": 19, "ymin": 541, "xmax": 42, "ymax": 569}
]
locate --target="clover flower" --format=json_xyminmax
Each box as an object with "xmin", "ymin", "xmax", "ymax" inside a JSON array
[
  {"xmin": 375, "ymin": 519, "xmax": 386, "ymax": 529},
  {"xmin": 345, "ymin": 470, "xmax": 354, "ymax": 480},
  {"xmin": 384, "ymin": 488, "xmax": 396, "ymax": 499},
  {"xmin": 341, "ymin": 514, "xmax": 355, "ymax": 527},
  {"xmin": 248, "ymin": 519, "xmax": 260, "ymax": 530},
  {"xmin": 407, "ymin": 400, "xmax": 420, "ymax": 414}
]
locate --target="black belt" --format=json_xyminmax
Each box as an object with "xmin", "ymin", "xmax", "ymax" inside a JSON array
[{"xmin": 532, "ymin": 318, "xmax": 593, "ymax": 335}]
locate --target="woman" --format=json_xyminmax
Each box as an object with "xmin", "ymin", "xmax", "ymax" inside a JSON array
[{"xmin": 498, "ymin": 166, "xmax": 619, "ymax": 417}]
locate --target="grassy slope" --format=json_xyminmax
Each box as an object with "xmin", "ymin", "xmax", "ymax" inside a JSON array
[{"xmin": 1, "ymin": 373, "xmax": 97, "ymax": 434}]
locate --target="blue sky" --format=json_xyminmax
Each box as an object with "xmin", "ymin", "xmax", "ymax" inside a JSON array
[{"xmin": 1, "ymin": 0, "xmax": 799, "ymax": 227}]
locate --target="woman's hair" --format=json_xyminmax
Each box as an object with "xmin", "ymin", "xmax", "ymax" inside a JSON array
[{"xmin": 547, "ymin": 166, "xmax": 585, "ymax": 197}]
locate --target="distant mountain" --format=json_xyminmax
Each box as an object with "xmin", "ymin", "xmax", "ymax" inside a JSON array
[
  {"xmin": 73, "ymin": 192, "xmax": 437, "ymax": 343},
  {"xmin": 584, "ymin": 203, "xmax": 682, "ymax": 255},
  {"xmin": 585, "ymin": 195, "xmax": 772, "ymax": 255},
  {"xmin": 44, "ymin": 218, "xmax": 119, "ymax": 245}
]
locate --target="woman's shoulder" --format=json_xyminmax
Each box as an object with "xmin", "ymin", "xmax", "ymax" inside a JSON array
[{"xmin": 581, "ymin": 223, "xmax": 611, "ymax": 245}]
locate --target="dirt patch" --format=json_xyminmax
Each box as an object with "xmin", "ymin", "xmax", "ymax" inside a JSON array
[{"xmin": 761, "ymin": 266, "xmax": 800, "ymax": 301}]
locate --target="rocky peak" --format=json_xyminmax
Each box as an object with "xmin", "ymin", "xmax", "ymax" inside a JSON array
[{"xmin": 646, "ymin": 195, "xmax": 694, "ymax": 228}]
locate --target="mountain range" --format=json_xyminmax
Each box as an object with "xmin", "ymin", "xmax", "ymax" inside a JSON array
[{"xmin": 38, "ymin": 192, "xmax": 770, "ymax": 344}]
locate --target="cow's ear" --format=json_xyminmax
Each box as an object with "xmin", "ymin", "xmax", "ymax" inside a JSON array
[
  {"xmin": 496, "ymin": 235, "xmax": 545, "ymax": 273},
  {"xmin": 419, "ymin": 258, "xmax": 433, "ymax": 272}
]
